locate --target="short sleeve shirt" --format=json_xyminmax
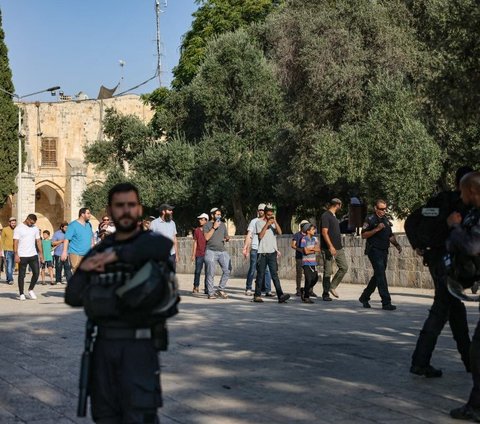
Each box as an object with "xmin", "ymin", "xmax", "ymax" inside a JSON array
[
  {"xmin": 13, "ymin": 223, "xmax": 40, "ymax": 257},
  {"xmin": 204, "ymin": 221, "xmax": 227, "ymax": 251},
  {"xmin": 51, "ymin": 229, "xmax": 65, "ymax": 256},
  {"xmin": 65, "ymin": 220, "xmax": 93, "ymax": 256},
  {"xmin": 292, "ymin": 231, "xmax": 304, "ymax": 259},
  {"xmin": 320, "ymin": 211, "xmax": 343, "ymax": 250},
  {"xmin": 300, "ymin": 235, "xmax": 319, "ymax": 266},
  {"xmin": 42, "ymin": 239, "xmax": 53, "ymax": 261},
  {"xmin": 256, "ymin": 220, "xmax": 277, "ymax": 254},
  {"xmin": 362, "ymin": 214, "xmax": 392, "ymax": 250},
  {"xmin": 247, "ymin": 218, "xmax": 260, "ymax": 250},
  {"xmin": 150, "ymin": 218, "xmax": 177, "ymax": 255},
  {"xmin": 193, "ymin": 227, "xmax": 207, "ymax": 257}
]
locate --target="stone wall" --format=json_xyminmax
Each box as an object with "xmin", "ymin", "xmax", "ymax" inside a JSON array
[{"xmin": 177, "ymin": 234, "xmax": 433, "ymax": 289}]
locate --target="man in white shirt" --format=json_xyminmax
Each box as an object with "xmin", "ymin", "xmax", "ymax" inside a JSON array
[
  {"xmin": 13, "ymin": 214, "xmax": 44, "ymax": 301},
  {"xmin": 150, "ymin": 203, "xmax": 179, "ymax": 270}
]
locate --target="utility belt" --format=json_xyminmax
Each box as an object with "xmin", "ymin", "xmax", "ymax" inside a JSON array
[{"xmin": 97, "ymin": 326, "xmax": 153, "ymax": 340}]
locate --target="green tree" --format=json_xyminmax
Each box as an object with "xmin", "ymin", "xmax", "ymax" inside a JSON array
[
  {"xmin": 172, "ymin": 0, "xmax": 282, "ymax": 89},
  {"xmin": 0, "ymin": 10, "xmax": 20, "ymax": 206},
  {"xmin": 262, "ymin": 0, "xmax": 439, "ymax": 217}
]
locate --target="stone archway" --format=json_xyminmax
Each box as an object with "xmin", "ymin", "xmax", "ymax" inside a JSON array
[{"xmin": 35, "ymin": 182, "xmax": 65, "ymax": 235}]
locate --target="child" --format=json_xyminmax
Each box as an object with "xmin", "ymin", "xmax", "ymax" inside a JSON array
[{"xmin": 41, "ymin": 230, "xmax": 54, "ymax": 285}]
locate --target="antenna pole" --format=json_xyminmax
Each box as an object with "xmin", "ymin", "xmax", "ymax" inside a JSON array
[{"xmin": 155, "ymin": 0, "xmax": 166, "ymax": 87}]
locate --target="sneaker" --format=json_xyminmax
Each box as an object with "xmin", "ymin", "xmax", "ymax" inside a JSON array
[
  {"xmin": 329, "ymin": 288, "xmax": 339, "ymax": 298},
  {"xmin": 382, "ymin": 304, "xmax": 397, "ymax": 311},
  {"xmin": 41, "ymin": 281, "xmax": 47, "ymax": 285},
  {"xmin": 410, "ymin": 365, "xmax": 442, "ymax": 378},
  {"xmin": 265, "ymin": 291, "xmax": 276, "ymax": 297},
  {"xmin": 207, "ymin": 294, "xmax": 218, "ymax": 299},
  {"xmin": 295, "ymin": 290, "xmax": 301, "ymax": 297},
  {"xmin": 450, "ymin": 404, "xmax": 480, "ymax": 421},
  {"xmin": 253, "ymin": 296, "xmax": 264, "ymax": 303},
  {"xmin": 359, "ymin": 297, "xmax": 371, "ymax": 308},
  {"xmin": 309, "ymin": 291, "xmax": 318, "ymax": 298},
  {"xmin": 245, "ymin": 289, "xmax": 253, "ymax": 296},
  {"xmin": 7, "ymin": 280, "xmax": 13, "ymax": 285},
  {"xmin": 322, "ymin": 295, "xmax": 332, "ymax": 302},
  {"xmin": 192, "ymin": 286, "xmax": 199, "ymax": 294},
  {"xmin": 278, "ymin": 294, "xmax": 291, "ymax": 303},
  {"xmin": 19, "ymin": 294, "xmax": 26, "ymax": 301},
  {"xmin": 300, "ymin": 288, "xmax": 305, "ymax": 301},
  {"xmin": 215, "ymin": 290, "xmax": 228, "ymax": 299},
  {"xmin": 28, "ymin": 290, "xmax": 37, "ymax": 300},
  {"xmin": 303, "ymin": 297, "xmax": 314, "ymax": 304}
]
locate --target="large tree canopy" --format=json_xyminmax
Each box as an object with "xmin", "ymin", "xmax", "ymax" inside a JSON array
[{"xmin": 172, "ymin": 0, "xmax": 282, "ymax": 89}]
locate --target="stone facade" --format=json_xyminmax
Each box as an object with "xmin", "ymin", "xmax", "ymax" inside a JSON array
[
  {"xmin": 176, "ymin": 234, "xmax": 433, "ymax": 289},
  {"xmin": 3, "ymin": 95, "xmax": 154, "ymax": 234}
]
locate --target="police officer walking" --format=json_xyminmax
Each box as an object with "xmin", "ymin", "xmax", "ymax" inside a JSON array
[
  {"xmin": 65, "ymin": 183, "xmax": 178, "ymax": 424},
  {"xmin": 359, "ymin": 199, "xmax": 402, "ymax": 310},
  {"xmin": 410, "ymin": 166, "xmax": 472, "ymax": 378}
]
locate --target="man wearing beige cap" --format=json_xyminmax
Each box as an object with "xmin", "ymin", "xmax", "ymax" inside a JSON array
[
  {"xmin": 242, "ymin": 203, "xmax": 273, "ymax": 296},
  {"xmin": 2, "ymin": 217, "xmax": 16, "ymax": 285}
]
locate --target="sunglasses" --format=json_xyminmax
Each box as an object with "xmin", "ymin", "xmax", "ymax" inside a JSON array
[{"xmin": 377, "ymin": 207, "xmax": 387, "ymax": 211}]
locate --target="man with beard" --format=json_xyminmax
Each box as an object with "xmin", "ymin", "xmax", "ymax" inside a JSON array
[
  {"xmin": 61, "ymin": 208, "xmax": 94, "ymax": 273},
  {"xmin": 65, "ymin": 182, "xmax": 177, "ymax": 424},
  {"xmin": 51, "ymin": 222, "xmax": 72, "ymax": 284},
  {"xmin": 150, "ymin": 204, "xmax": 179, "ymax": 271}
]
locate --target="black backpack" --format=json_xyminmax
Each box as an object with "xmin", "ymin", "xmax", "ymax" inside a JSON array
[{"xmin": 404, "ymin": 191, "xmax": 459, "ymax": 251}]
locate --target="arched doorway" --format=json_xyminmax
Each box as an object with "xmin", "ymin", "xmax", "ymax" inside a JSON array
[{"xmin": 35, "ymin": 183, "xmax": 65, "ymax": 234}]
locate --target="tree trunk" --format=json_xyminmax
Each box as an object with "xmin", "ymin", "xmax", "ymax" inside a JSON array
[
  {"xmin": 232, "ymin": 197, "xmax": 248, "ymax": 235},
  {"xmin": 276, "ymin": 205, "xmax": 295, "ymax": 234}
]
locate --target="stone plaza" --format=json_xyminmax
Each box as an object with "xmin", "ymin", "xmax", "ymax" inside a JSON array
[{"xmin": 0, "ymin": 273, "xmax": 478, "ymax": 423}]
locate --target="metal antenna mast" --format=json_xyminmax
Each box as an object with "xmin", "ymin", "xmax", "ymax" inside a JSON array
[{"xmin": 155, "ymin": 0, "xmax": 167, "ymax": 86}]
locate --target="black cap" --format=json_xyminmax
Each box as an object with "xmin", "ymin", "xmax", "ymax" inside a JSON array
[{"xmin": 159, "ymin": 203, "xmax": 174, "ymax": 211}]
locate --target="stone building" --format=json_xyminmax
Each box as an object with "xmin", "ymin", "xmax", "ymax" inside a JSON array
[{"xmin": 2, "ymin": 94, "xmax": 154, "ymax": 234}]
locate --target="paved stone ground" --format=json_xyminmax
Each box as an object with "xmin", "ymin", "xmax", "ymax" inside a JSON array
[{"xmin": 0, "ymin": 274, "xmax": 478, "ymax": 423}]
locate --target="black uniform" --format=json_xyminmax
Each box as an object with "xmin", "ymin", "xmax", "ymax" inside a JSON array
[
  {"xmin": 411, "ymin": 191, "xmax": 470, "ymax": 374},
  {"xmin": 65, "ymin": 230, "xmax": 174, "ymax": 424},
  {"xmin": 359, "ymin": 214, "xmax": 394, "ymax": 306}
]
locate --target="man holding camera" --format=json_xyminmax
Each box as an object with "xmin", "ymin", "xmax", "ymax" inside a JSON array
[
  {"xmin": 204, "ymin": 208, "xmax": 230, "ymax": 299},
  {"xmin": 253, "ymin": 206, "xmax": 290, "ymax": 303}
]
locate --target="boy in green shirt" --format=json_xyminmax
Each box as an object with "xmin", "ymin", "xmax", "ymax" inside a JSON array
[{"xmin": 41, "ymin": 230, "xmax": 54, "ymax": 285}]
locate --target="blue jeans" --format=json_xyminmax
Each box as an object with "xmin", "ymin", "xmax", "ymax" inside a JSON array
[
  {"xmin": 193, "ymin": 256, "xmax": 206, "ymax": 290},
  {"xmin": 205, "ymin": 250, "xmax": 230, "ymax": 295},
  {"xmin": 4, "ymin": 250, "xmax": 14, "ymax": 282},
  {"xmin": 360, "ymin": 247, "xmax": 391, "ymax": 306},
  {"xmin": 245, "ymin": 249, "xmax": 271, "ymax": 292},
  {"xmin": 255, "ymin": 252, "xmax": 284, "ymax": 299}
]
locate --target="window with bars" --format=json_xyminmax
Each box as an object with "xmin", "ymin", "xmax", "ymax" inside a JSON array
[{"xmin": 41, "ymin": 137, "xmax": 57, "ymax": 167}]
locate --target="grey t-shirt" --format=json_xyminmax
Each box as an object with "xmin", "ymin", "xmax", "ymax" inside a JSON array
[
  {"xmin": 256, "ymin": 219, "xmax": 278, "ymax": 254},
  {"xmin": 204, "ymin": 221, "xmax": 227, "ymax": 252}
]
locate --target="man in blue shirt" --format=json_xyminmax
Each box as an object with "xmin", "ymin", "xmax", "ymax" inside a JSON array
[
  {"xmin": 51, "ymin": 221, "xmax": 72, "ymax": 283},
  {"xmin": 61, "ymin": 208, "xmax": 94, "ymax": 273}
]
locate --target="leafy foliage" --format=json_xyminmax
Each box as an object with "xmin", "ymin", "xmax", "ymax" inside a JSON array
[{"xmin": 0, "ymin": 10, "xmax": 19, "ymax": 206}]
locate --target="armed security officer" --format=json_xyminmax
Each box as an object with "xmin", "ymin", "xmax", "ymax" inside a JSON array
[
  {"xmin": 410, "ymin": 166, "xmax": 472, "ymax": 378},
  {"xmin": 359, "ymin": 199, "xmax": 402, "ymax": 310},
  {"xmin": 65, "ymin": 183, "xmax": 177, "ymax": 424}
]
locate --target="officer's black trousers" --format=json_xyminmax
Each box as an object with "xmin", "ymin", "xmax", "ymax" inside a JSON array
[
  {"xmin": 411, "ymin": 252, "xmax": 470, "ymax": 370},
  {"xmin": 91, "ymin": 338, "xmax": 162, "ymax": 424},
  {"xmin": 360, "ymin": 247, "xmax": 391, "ymax": 306},
  {"xmin": 468, "ymin": 315, "xmax": 480, "ymax": 408}
]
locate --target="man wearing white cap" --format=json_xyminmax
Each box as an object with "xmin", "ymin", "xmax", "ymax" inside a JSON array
[
  {"xmin": 242, "ymin": 203, "xmax": 273, "ymax": 296},
  {"xmin": 204, "ymin": 207, "xmax": 230, "ymax": 299},
  {"xmin": 191, "ymin": 213, "xmax": 208, "ymax": 294}
]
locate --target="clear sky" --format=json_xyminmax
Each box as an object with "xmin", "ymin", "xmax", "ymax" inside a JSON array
[{"xmin": 0, "ymin": 0, "xmax": 198, "ymax": 101}]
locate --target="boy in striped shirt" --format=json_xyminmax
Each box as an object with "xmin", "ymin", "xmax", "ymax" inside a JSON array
[{"xmin": 299, "ymin": 223, "xmax": 320, "ymax": 303}]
